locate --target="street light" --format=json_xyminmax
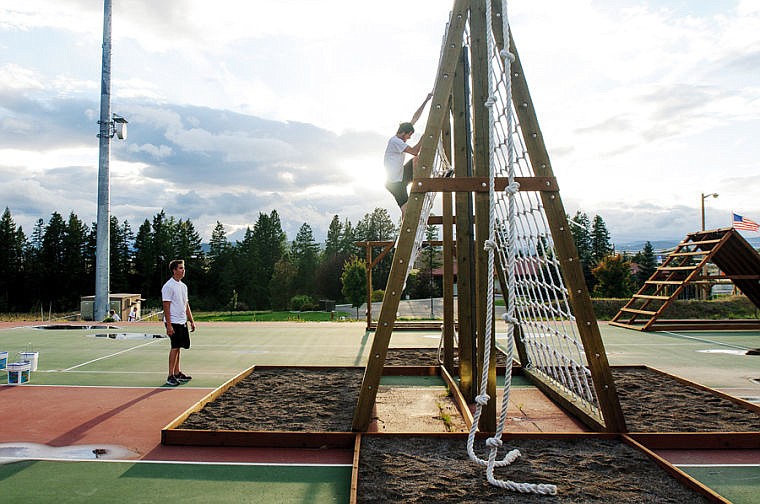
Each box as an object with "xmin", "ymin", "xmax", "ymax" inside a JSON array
[{"xmin": 701, "ymin": 192, "xmax": 718, "ymax": 231}]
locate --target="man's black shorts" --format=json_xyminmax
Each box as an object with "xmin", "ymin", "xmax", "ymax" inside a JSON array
[
  {"xmin": 169, "ymin": 323, "xmax": 191, "ymax": 349},
  {"xmin": 385, "ymin": 159, "xmax": 414, "ymax": 207}
]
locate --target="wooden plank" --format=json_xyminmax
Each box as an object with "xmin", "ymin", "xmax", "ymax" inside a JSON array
[
  {"xmin": 509, "ymin": 31, "xmax": 626, "ymax": 432},
  {"xmin": 350, "ymin": 434, "xmax": 361, "ymax": 504},
  {"xmin": 619, "ymin": 307, "xmax": 658, "ymax": 316},
  {"xmin": 352, "ymin": 0, "xmax": 471, "ymax": 432},
  {"xmin": 162, "ymin": 364, "xmax": 256, "ymax": 435},
  {"xmin": 410, "ymin": 176, "xmax": 558, "ymax": 193},
  {"xmin": 440, "ymin": 364, "xmax": 474, "ymax": 428},
  {"xmin": 632, "ymin": 294, "xmax": 670, "ymax": 300}
]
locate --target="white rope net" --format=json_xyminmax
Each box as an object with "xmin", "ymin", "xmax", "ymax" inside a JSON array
[{"xmin": 464, "ymin": 0, "xmax": 600, "ymax": 495}]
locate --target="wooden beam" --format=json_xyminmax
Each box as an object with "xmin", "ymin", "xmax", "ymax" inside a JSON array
[
  {"xmin": 441, "ymin": 106, "xmax": 456, "ymax": 373},
  {"xmin": 410, "ymin": 176, "xmax": 558, "ymax": 193},
  {"xmin": 452, "ymin": 43, "xmax": 475, "ymax": 402},
  {"xmin": 352, "ymin": 0, "xmax": 471, "ymax": 432}
]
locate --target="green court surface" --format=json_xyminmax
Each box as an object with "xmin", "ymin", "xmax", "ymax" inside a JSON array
[
  {"xmin": 679, "ymin": 465, "xmax": 760, "ymax": 504},
  {"xmin": 0, "ymin": 460, "xmax": 351, "ymax": 504},
  {"xmin": 0, "ymin": 320, "xmax": 758, "ymax": 503}
]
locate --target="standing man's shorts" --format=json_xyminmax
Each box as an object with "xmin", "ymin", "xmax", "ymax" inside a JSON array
[
  {"xmin": 385, "ymin": 159, "xmax": 414, "ymax": 208},
  {"xmin": 169, "ymin": 323, "xmax": 191, "ymax": 349}
]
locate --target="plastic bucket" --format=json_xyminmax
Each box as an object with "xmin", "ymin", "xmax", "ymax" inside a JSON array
[
  {"xmin": 0, "ymin": 351, "xmax": 7, "ymax": 370},
  {"xmin": 19, "ymin": 351, "xmax": 38, "ymax": 371},
  {"xmin": 7, "ymin": 362, "xmax": 31, "ymax": 384}
]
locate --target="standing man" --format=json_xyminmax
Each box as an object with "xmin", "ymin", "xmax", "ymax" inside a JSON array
[
  {"xmin": 162, "ymin": 259, "xmax": 196, "ymax": 387},
  {"xmin": 383, "ymin": 93, "xmax": 433, "ymax": 220}
]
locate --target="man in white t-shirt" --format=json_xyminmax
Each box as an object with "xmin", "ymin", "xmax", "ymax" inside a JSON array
[
  {"xmin": 161, "ymin": 259, "xmax": 196, "ymax": 387},
  {"xmin": 383, "ymin": 93, "xmax": 432, "ymax": 219}
]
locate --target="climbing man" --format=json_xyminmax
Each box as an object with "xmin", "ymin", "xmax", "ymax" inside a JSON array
[{"xmin": 383, "ymin": 92, "xmax": 433, "ymax": 220}]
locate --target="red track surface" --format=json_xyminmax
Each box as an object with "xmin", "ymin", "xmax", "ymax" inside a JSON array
[{"xmin": 0, "ymin": 385, "xmax": 353, "ymax": 464}]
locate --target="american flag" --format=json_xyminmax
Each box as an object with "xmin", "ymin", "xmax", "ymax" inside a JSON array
[{"xmin": 732, "ymin": 212, "xmax": 759, "ymax": 232}]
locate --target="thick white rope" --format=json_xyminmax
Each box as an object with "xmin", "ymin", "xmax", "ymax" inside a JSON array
[{"xmin": 465, "ymin": 0, "xmax": 557, "ymax": 495}]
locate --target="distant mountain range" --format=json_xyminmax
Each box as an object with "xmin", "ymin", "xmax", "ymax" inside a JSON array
[{"xmin": 616, "ymin": 235, "xmax": 760, "ymax": 253}]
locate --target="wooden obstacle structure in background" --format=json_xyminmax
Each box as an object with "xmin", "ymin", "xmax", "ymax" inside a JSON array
[{"xmin": 611, "ymin": 227, "xmax": 760, "ymax": 331}]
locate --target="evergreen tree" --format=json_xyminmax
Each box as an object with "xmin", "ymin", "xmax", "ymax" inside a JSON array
[
  {"xmin": 633, "ymin": 241, "xmax": 657, "ymax": 287},
  {"xmin": 324, "ymin": 215, "xmax": 342, "ymax": 259},
  {"xmin": 592, "ymin": 254, "xmax": 635, "ymax": 298},
  {"xmin": 62, "ymin": 212, "xmax": 91, "ymax": 308},
  {"xmin": 269, "ymin": 254, "xmax": 297, "ymax": 310},
  {"xmin": 569, "ymin": 211, "xmax": 595, "ymax": 292},
  {"xmin": 237, "ymin": 211, "xmax": 286, "ymax": 309},
  {"xmin": 290, "ymin": 223, "xmax": 319, "ymax": 297},
  {"xmin": 207, "ymin": 221, "xmax": 236, "ymax": 308},
  {"xmin": 0, "ymin": 208, "xmax": 26, "ymax": 310},
  {"xmin": 355, "ymin": 208, "xmax": 396, "ymax": 289},
  {"xmin": 109, "ymin": 217, "xmax": 133, "ymax": 294},
  {"xmin": 591, "ymin": 215, "xmax": 613, "ymax": 263},
  {"xmin": 133, "ymin": 219, "xmax": 156, "ymax": 301},
  {"xmin": 39, "ymin": 212, "xmax": 68, "ymax": 308}
]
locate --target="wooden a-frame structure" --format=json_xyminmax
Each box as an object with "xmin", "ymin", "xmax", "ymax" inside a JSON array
[
  {"xmin": 610, "ymin": 227, "xmax": 760, "ymax": 331},
  {"xmin": 352, "ymin": 0, "xmax": 626, "ymax": 433}
]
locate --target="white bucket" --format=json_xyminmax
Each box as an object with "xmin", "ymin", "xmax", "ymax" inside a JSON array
[
  {"xmin": 19, "ymin": 351, "xmax": 38, "ymax": 371},
  {"xmin": 7, "ymin": 362, "xmax": 31, "ymax": 384},
  {"xmin": 0, "ymin": 351, "xmax": 7, "ymax": 370}
]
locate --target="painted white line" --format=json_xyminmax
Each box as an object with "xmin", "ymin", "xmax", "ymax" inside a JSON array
[
  {"xmin": 0, "ymin": 456, "xmax": 352, "ymax": 467},
  {"xmin": 63, "ymin": 340, "xmax": 162, "ymax": 371},
  {"xmin": 660, "ymin": 331, "xmax": 750, "ymax": 351},
  {"xmin": 677, "ymin": 464, "xmax": 760, "ymax": 468}
]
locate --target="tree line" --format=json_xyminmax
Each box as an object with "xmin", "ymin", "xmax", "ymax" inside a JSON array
[
  {"xmin": 0, "ymin": 206, "xmax": 401, "ymax": 313},
  {"xmin": 0, "ymin": 205, "xmax": 658, "ymax": 315}
]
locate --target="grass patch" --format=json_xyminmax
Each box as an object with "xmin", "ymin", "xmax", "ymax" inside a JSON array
[{"xmin": 194, "ymin": 310, "xmax": 352, "ymax": 322}]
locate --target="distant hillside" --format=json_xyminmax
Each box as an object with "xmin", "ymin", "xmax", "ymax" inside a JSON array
[{"xmin": 616, "ymin": 234, "xmax": 760, "ymax": 253}]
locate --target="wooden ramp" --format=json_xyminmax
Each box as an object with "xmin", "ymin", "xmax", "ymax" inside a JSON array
[{"xmin": 610, "ymin": 228, "xmax": 760, "ymax": 331}]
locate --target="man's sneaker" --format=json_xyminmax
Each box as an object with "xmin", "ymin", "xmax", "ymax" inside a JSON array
[
  {"xmin": 175, "ymin": 372, "xmax": 192, "ymax": 382},
  {"xmin": 166, "ymin": 375, "xmax": 180, "ymax": 386}
]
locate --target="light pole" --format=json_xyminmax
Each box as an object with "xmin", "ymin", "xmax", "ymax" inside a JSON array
[
  {"xmin": 94, "ymin": 0, "xmax": 128, "ymax": 321},
  {"xmin": 700, "ymin": 192, "xmax": 718, "ymax": 231},
  {"xmin": 699, "ymin": 192, "xmax": 718, "ymax": 300}
]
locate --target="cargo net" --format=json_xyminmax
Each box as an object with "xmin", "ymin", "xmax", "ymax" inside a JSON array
[
  {"xmin": 465, "ymin": 0, "xmax": 599, "ymax": 496},
  {"xmin": 484, "ymin": 24, "xmax": 599, "ymax": 422}
]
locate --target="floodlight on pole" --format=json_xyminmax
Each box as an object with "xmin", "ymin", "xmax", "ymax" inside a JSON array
[
  {"xmin": 94, "ymin": 0, "xmax": 127, "ymax": 321},
  {"xmin": 700, "ymin": 192, "xmax": 719, "ymax": 231}
]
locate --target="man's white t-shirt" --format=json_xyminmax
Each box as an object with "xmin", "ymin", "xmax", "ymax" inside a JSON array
[
  {"xmin": 161, "ymin": 278, "xmax": 188, "ymax": 325},
  {"xmin": 383, "ymin": 135, "xmax": 409, "ymax": 182}
]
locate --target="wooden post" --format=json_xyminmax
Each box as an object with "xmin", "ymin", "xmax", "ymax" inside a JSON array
[
  {"xmin": 441, "ymin": 107, "xmax": 456, "ymax": 372},
  {"xmin": 470, "ymin": 0, "xmax": 497, "ymax": 432},
  {"xmin": 365, "ymin": 243, "xmax": 372, "ymax": 329},
  {"xmin": 452, "ymin": 45, "xmax": 475, "ymax": 401},
  {"xmin": 352, "ymin": 0, "xmax": 470, "ymax": 431}
]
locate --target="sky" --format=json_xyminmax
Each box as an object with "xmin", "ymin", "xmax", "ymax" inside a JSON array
[{"xmin": 1, "ymin": 0, "xmax": 759, "ymax": 248}]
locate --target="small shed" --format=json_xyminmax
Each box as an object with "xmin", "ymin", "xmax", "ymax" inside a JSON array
[{"xmin": 80, "ymin": 293, "xmax": 143, "ymax": 321}]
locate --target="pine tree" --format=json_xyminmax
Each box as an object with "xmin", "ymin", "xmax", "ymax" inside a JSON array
[
  {"xmin": 633, "ymin": 241, "xmax": 657, "ymax": 287},
  {"xmin": 290, "ymin": 223, "xmax": 319, "ymax": 297},
  {"xmin": 591, "ymin": 215, "xmax": 613, "ymax": 263},
  {"xmin": 569, "ymin": 211, "xmax": 594, "ymax": 291}
]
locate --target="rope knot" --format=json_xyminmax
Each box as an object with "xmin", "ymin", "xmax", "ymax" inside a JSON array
[
  {"xmin": 485, "ymin": 437, "xmax": 503, "ymax": 449},
  {"xmin": 501, "ymin": 49, "xmax": 516, "ymax": 63},
  {"xmin": 484, "ymin": 96, "xmax": 497, "ymax": 107},
  {"xmin": 505, "ymin": 181, "xmax": 520, "ymax": 195},
  {"xmin": 475, "ymin": 393, "xmax": 490, "ymax": 405},
  {"xmin": 483, "ymin": 239, "xmax": 498, "ymax": 251},
  {"xmin": 502, "ymin": 313, "xmax": 519, "ymax": 325}
]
